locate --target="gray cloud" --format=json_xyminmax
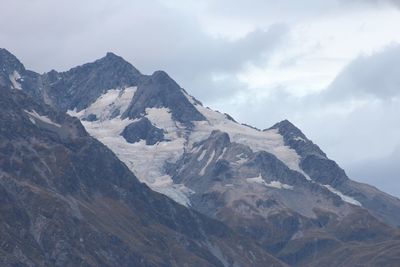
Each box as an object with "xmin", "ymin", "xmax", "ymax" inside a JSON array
[
  {"xmin": 345, "ymin": 144, "xmax": 400, "ymax": 197},
  {"xmin": 226, "ymin": 99, "xmax": 400, "ymax": 198},
  {"xmin": 0, "ymin": 0, "xmax": 288, "ymax": 102},
  {"xmin": 351, "ymin": 0, "xmax": 400, "ymax": 8},
  {"xmin": 164, "ymin": 24, "xmax": 289, "ymax": 101},
  {"xmin": 387, "ymin": 0, "xmax": 400, "ymax": 6},
  {"xmin": 215, "ymin": 45, "xmax": 400, "ymax": 197},
  {"xmin": 323, "ymin": 44, "xmax": 400, "ymax": 101},
  {"xmin": 193, "ymin": 0, "xmax": 400, "ymax": 25},
  {"xmin": 206, "ymin": 0, "xmax": 352, "ymax": 20}
]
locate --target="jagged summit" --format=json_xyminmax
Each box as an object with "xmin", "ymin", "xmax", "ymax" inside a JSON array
[
  {"xmin": 151, "ymin": 70, "xmax": 170, "ymax": 82},
  {"xmin": 104, "ymin": 51, "xmax": 120, "ymax": 58},
  {"xmin": 0, "ymin": 48, "xmax": 23, "ymax": 66},
  {"xmin": 0, "ymin": 48, "xmax": 21, "ymax": 63},
  {"xmin": 269, "ymin": 119, "xmax": 306, "ymax": 138},
  {"xmin": 270, "ymin": 119, "xmax": 327, "ymax": 158},
  {"xmin": 60, "ymin": 51, "xmax": 142, "ymax": 83},
  {"xmin": 0, "ymin": 48, "xmax": 27, "ymax": 90},
  {"xmin": 38, "ymin": 52, "xmax": 143, "ymax": 112},
  {"xmin": 121, "ymin": 68, "xmax": 206, "ymax": 123},
  {"xmin": 0, "ymin": 49, "xmax": 205, "ymax": 124},
  {"xmin": 95, "ymin": 51, "xmax": 141, "ymax": 74}
]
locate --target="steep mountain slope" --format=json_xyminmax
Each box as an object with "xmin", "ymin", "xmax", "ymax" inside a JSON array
[
  {"xmin": 41, "ymin": 52, "xmax": 142, "ymax": 112},
  {"xmin": 57, "ymin": 55, "xmax": 400, "ymax": 227},
  {"xmin": 271, "ymin": 120, "xmax": 400, "ymax": 227},
  {"xmin": 0, "ymin": 48, "xmax": 42, "ymax": 101},
  {"xmin": 168, "ymin": 130, "xmax": 400, "ymax": 265},
  {"xmin": 0, "ymin": 86, "xmax": 285, "ymax": 265},
  {"xmin": 2, "ymin": 48, "xmax": 400, "ymax": 266}
]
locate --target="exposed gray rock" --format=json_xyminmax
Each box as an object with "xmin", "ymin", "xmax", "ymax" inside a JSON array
[
  {"xmin": 83, "ymin": 113, "xmax": 97, "ymax": 122},
  {"xmin": 272, "ymin": 119, "xmax": 400, "ymax": 228},
  {"xmin": 122, "ymin": 70, "xmax": 206, "ymax": 124},
  {"xmin": 0, "ymin": 48, "xmax": 42, "ymax": 102},
  {"xmin": 269, "ymin": 119, "xmax": 326, "ymax": 158},
  {"xmin": 0, "ymin": 48, "xmax": 26, "ymax": 89},
  {"xmin": 300, "ymin": 154, "xmax": 348, "ymax": 186},
  {"xmin": 121, "ymin": 117, "xmax": 164, "ymax": 145}
]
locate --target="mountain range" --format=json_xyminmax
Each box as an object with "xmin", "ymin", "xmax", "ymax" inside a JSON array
[{"xmin": 1, "ymin": 48, "xmax": 400, "ymax": 266}]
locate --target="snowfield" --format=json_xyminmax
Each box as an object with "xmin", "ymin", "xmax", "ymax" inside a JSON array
[
  {"xmin": 25, "ymin": 109, "xmax": 61, "ymax": 128},
  {"xmin": 246, "ymin": 174, "xmax": 294, "ymax": 190},
  {"xmin": 68, "ymin": 88, "xmax": 193, "ymax": 205},
  {"xmin": 68, "ymin": 86, "xmax": 349, "ymax": 208}
]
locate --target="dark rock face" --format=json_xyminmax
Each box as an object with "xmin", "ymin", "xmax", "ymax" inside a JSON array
[
  {"xmin": 282, "ymin": 208, "xmax": 400, "ymax": 267},
  {"xmin": 122, "ymin": 71, "xmax": 206, "ymax": 124},
  {"xmin": 247, "ymin": 151, "xmax": 308, "ymax": 186},
  {"xmin": 304, "ymin": 239, "xmax": 400, "ymax": 267},
  {"xmin": 83, "ymin": 113, "xmax": 98, "ymax": 122},
  {"xmin": 0, "ymin": 48, "xmax": 26, "ymax": 89},
  {"xmin": 0, "ymin": 49, "xmax": 42, "ymax": 102},
  {"xmin": 269, "ymin": 119, "xmax": 326, "ymax": 158},
  {"xmin": 272, "ymin": 119, "xmax": 400, "ymax": 228},
  {"xmin": 121, "ymin": 117, "xmax": 164, "ymax": 145},
  {"xmin": 0, "ymin": 87, "xmax": 285, "ymax": 267},
  {"xmin": 301, "ymin": 154, "xmax": 348, "ymax": 186},
  {"xmin": 172, "ymin": 131, "xmax": 232, "ymax": 193},
  {"xmin": 42, "ymin": 52, "xmax": 142, "ymax": 112},
  {"xmin": 341, "ymin": 179, "xmax": 400, "ymax": 228},
  {"xmin": 1, "ymin": 49, "xmax": 206, "ymax": 126}
]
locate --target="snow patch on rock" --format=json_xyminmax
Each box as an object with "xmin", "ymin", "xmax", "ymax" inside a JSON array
[
  {"xmin": 246, "ymin": 174, "xmax": 294, "ymax": 190},
  {"xmin": 200, "ymin": 150, "xmax": 215, "ymax": 176},
  {"xmin": 217, "ymin": 147, "xmax": 227, "ymax": 161},
  {"xmin": 235, "ymin": 153, "xmax": 248, "ymax": 165},
  {"xmin": 25, "ymin": 110, "xmax": 61, "ymax": 128},
  {"xmin": 197, "ymin": 150, "xmax": 207, "ymax": 161},
  {"xmin": 68, "ymin": 87, "xmax": 136, "ymax": 120},
  {"xmin": 9, "ymin": 71, "xmax": 22, "ymax": 90},
  {"xmin": 323, "ymin": 184, "xmax": 362, "ymax": 206},
  {"xmin": 293, "ymin": 136, "xmax": 306, "ymax": 142},
  {"xmin": 188, "ymin": 102, "xmax": 311, "ymax": 180}
]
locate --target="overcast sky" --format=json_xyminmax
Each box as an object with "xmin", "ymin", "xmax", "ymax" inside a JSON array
[{"xmin": 1, "ymin": 0, "xmax": 399, "ymax": 197}]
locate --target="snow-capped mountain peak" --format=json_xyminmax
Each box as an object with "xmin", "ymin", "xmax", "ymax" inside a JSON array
[{"xmin": 4, "ymin": 49, "xmax": 400, "ymax": 266}]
